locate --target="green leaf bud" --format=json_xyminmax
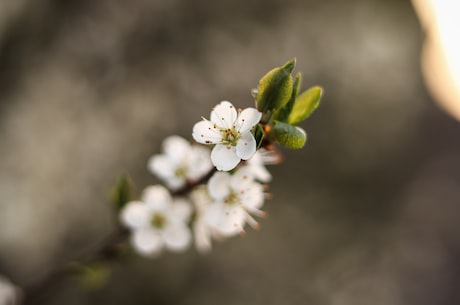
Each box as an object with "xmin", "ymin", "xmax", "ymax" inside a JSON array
[
  {"xmin": 272, "ymin": 120, "xmax": 307, "ymax": 149},
  {"xmin": 256, "ymin": 59, "xmax": 295, "ymax": 113}
]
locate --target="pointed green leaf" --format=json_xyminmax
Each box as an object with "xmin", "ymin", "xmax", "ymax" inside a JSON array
[
  {"xmin": 111, "ymin": 174, "xmax": 134, "ymax": 210},
  {"xmin": 253, "ymin": 124, "xmax": 265, "ymax": 150},
  {"xmin": 275, "ymin": 72, "xmax": 302, "ymax": 122},
  {"xmin": 287, "ymin": 86, "xmax": 323, "ymax": 125},
  {"xmin": 256, "ymin": 59, "xmax": 295, "ymax": 113},
  {"xmin": 272, "ymin": 120, "xmax": 307, "ymax": 149}
]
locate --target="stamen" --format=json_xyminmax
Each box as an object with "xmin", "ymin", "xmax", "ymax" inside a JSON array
[
  {"xmin": 246, "ymin": 214, "xmax": 260, "ymax": 230},
  {"xmin": 249, "ymin": 208, "xmax": 267, "ymax": 218}
]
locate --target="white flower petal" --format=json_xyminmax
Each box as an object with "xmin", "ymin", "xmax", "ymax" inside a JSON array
[
  {"xmin": 162, "ymin": 136, "xmax": 190, "ymax": 162},
  {"xmin": 164, "ymin": 177, "xmax": 186, "ymax": 191},
  {"xmin": 240, "ymin": 182, "xmax": 265, "ymax": 210},
  {"xmin": 251, "ymin": 165, "xmax": 272, "ymax": 182},
  {"xmin": 208, "ymin": 171, "xmax": 231, "ymax": 200},
  {"xmin": 235, "ymin": 132, "xmax": 257, "ymax": 160},
  {"xmin": 120, "ymin": 201, "xmax": 151, "ymax": 230},
  {"xmin": 230, "ymin": 166, "xmax": 254, "ymax": 191},
  {"xmin": 142, "ymin": 185, "xmax": 171, "ymax": 211},
  {"xmin": 131, "ymin": 228, "xmax": 163, "ymax": 257},
  {"xmin": 193, "ymin": 218, "xmax": 212, "ymax": 253},
  {"xmin": 192, "ymin": 120, "xmax": 223, "ymax": 144},
  {"xmin": 169, "ymin": 199, "xmax": 192, "ymax": 223},
  {"xmin": 205, "ymin": 202, "xmax": 246, "ymax": 236},
  {"xmin": 211, "ymin": 144, "xmax": 240, "ymax": 171},
  {"xmin": 162, "ymin": 224, "xmax": 192, "ymax": 252},
  {"xmin": 210, "ymin": 101, "xmax": 237, "ymax": 129},
  {"xmin": 187, "ymin": 145, "xmax": 212, "ymax": 180},
  {"xmin": 235, "ymin": 108, "xmax": 262, "ymax": 133},
  {"xmin": 147, "ymin": 155, "xmax": 175, "ymax": 180}
]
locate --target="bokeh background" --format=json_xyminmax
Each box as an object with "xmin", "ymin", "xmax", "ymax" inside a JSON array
[{"xmin": 1, "ymin": 0, "xmax": 460, "ymax": 304}]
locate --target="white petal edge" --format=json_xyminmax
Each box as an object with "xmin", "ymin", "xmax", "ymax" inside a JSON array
[
  {"xmin": 205, "ymin": 202, "xmax": 245, "ymax": 236},
  {"xmin": 235, "ymin": 108, "xmax": 262, "ymax": 133},
  {"xmin": 235, "ymin": 132, "xmax": 257, "ymax": 160},
  {"xmin": 208, "ymin": 171, "xmax": 231, "ymax": 200},
  {"xmin": 168, "ymin": 198, "xmax": 192, "ymax": 223},
  {"xmin": 210, "ymin": 101, "xmax": 237, "ymax": 129},
  {"xmin": 142, "ymin": 185, "xmax": 171, "ymax": 212},
  {"xmin": 120, "ymin": 201, "xmax": 151, "ymax": 230},
  {"xmin": 193, "ymin": 218, "xmax": 212, "ymax": 253},
  {"xmin": 162, "ymin": 135, "xmax": 190, "ymax": 162},
  {"xmin": 192, "ymin": 120, "xmax": 222, "ymax": 144},
  {"xmin": 239, "ymin": 181, "xmax": 265, "ymax": 210},
  {"xmin": 211, "ymin": 144, "xmax": 240, "ymax": 171},
  {"xmin": 131, "ymin": 228, "xmax": 163, "ymax": 257},
  {"xmin": 147, "ymin": 155, "xmax": 175, "ymax": 180},
  {"xmin": 162, "ymin": 224, "xmax": 192, "ymax": 252},
  {"xmin": 230, "ymin": 166, "xmax": 254, "ymax": 191}
]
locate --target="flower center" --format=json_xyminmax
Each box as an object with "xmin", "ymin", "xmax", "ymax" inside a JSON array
[
  {"xmin": 223, "ymin": 191, "xmax": 240, "ymax": 205},
  {"xmin": 221, "ymin": 128, "xmax": 240, "ymax": 146},
  {"xmin": 151, "ymin": 213, "xmax": 166, "ymax": 229},
  {"xmin": 174, "ymin": 166, "xmax": 187, "ymax": 178}
]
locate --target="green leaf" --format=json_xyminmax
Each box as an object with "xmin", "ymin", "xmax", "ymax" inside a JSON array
[
  {"xmin": 111, "ymin": 174, "xmax": 134, "ymax": 210},
  {"xmin": 287, "ymin": 86, "xmax": 323, "ymax": 125},
  {"xmin": 272, "ymin": 120, "xmax": 307, "ymax": 149},
  {"xmin": 253, "ymin": 124, "xmax": 265, "ymax": 150},
  {"xmin": 256, "ymin": 59, "xmax": 295, "ymax": 113},
  {"xmin": 275, "ymin": 72, "xmax": 302, "ymax": 122}
]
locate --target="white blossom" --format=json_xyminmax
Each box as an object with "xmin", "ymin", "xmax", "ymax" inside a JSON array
[
  {"xmin": 189, "ymin": 186, "xmax": 214, "ymax": 253},
  {"xmin": 204, "ymin": 167, "xmax": 266, "ymax": 236},
  {"xmin": 0, "ymin": 276, "xmax": 20, "ymax": 305},
  {"xmin": 148, "ymin": 136, "xmax": 212, "ymax": 190},
  {"xmin": 246, "ymin": 148, "xmax": 280, "ymax": 183},
  {"xmin": 120, "ymin": 185, "xmax": 192, "ymax": 257},
  {"xmin": 192, "ymin": 101, "xmax": 262, "ymax": 171}
]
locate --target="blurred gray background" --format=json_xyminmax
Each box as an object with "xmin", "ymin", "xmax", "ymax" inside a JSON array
[{"xmin": 1, "ymin": 0, "xmax": 460, "ymax": 304}]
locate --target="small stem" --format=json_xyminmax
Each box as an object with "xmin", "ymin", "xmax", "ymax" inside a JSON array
[
  {"xmin": 21, "ymin": 168, "xmax": 217, "ymax": 304},
  {"xmin": 23, "ymin": 227, "xmax": 128, "ymax": 304}
]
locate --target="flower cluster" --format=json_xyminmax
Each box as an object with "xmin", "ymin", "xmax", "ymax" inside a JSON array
[
  {"xmin": 119, "ymin": 59, "xmax": 322, "ymax": 257},
  {"xmin": 120, "ymin": 126, "xmax": 273, "ymax": 256}
]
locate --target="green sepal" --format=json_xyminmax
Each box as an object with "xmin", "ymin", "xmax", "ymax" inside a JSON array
[
  {"xmin": 287, "ymin": 86, "xmax": 323, "ymax": 125},
  {"xmin": 275, "ymin": 72, "xmax": 302, "ymax": 122},
  {"xmin": 72, "ymin": 262, "xmax": 111, "ymax": 291},
  {"xmin": 253, "ymin": 124, "xmax": 265, "ymax": 150},
  {"xmin": 111, "ymin": 174, "xmax": 135, "ymax": 210},
  {"xmin": 272, "ymin": 120, "xmax": 307, "ymax": 149},
  {"xmin": 256, "ymin": 59, "xmax": 295, "ymax": 113}
]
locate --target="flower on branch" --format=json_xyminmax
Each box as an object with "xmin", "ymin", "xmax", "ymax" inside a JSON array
[
  {"xmin": 204, "ymin": 167, "xmax": 266, "ymax": 236},
  {"xmin": 189, "ymin": 186, "xmax": 219, "ymax": 253},
  {"xmin": 192, "ymin": 101, "xmax": 262, "ymax": 171},
  {"xmin": 246, "ymin": 148, "xmax": 281, "ymax": 183},
  {"xmin": 120, "ymin": 185, "xmax": 192, "ymax": 257},
  {"xmin": 148, "ymin": 136, "xmax": 212, "ymax": 191}
]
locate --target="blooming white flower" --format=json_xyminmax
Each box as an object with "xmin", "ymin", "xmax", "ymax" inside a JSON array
[
  {"xmin": 120, "ymin": 185, "xmax": 192, "ymax": 257},
  {"xmin": 204, "ymin": 167, "xmax": 266, "ymax": 236},
  {"xmin": 0, "ymin": 275, "xmax": 20, "ymax": 305},
  {"xmin": 192, "ymin": 101, "xmax": 262, "ymax": 171},
  {"xmin": 189, "ymin": 186, "xmax": 214, "ymax": 253},
  {"xmin": 246, "ymin": 148, "xmax": 280, "ymax": 183},
  {"xmin": 148, "ymin": 136, "xmax": 212, "ymax": 191}
]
